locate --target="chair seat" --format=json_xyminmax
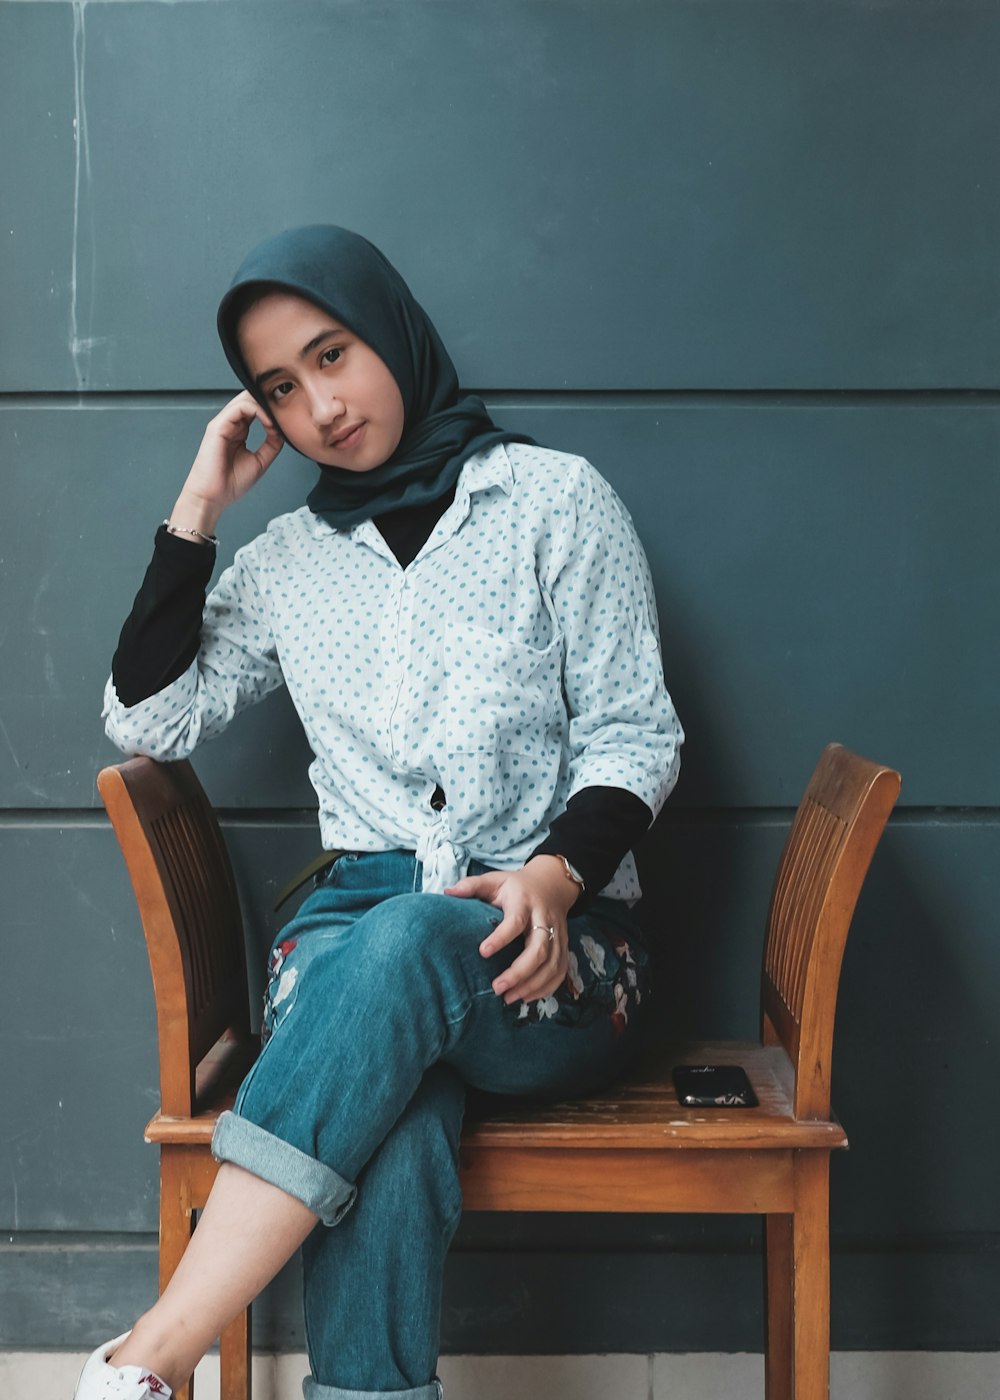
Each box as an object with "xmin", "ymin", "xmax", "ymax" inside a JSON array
[
  {"xmin": 458, "ymin": 1042, "xmax": 848, "ymax": 1215},
  {"xmin": 145, "ymin": 1031, "xmax": 258, "ymax": 1145},
  {"xmin": 462, "ymin": 1041, "xmax": 848, "ymax": 1151},
  {"xmin": 146, "ymin": 1039, "xmax": 846, "ymax": 1154}
]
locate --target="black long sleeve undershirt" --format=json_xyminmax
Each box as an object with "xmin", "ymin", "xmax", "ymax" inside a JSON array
[
  {"xmin": 111, "ymin": 525, "xmax": 216, "ymax": 707},
  {"xmin": 110, "ymin": 498, "xmax": 654, "ymax": 911}
]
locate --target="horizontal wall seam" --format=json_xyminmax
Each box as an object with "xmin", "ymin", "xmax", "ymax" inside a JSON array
[
  {"xmin": 3, "ymin": 389, "xmax": 1000, "ymax": 411},
  {"xmin": 3, "ymin": 1231, "xmax": 997, "ymax": 1255},
  {"xmin": 1, "ymin": 807, "xmax": 997, "ymax": 828},
  {"xmin": 2, "ymin": 808, "xmax": 998, "ymax": 828}
]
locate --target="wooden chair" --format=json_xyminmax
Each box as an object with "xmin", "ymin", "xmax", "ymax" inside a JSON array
[{"xmin": 97, "ymin": 741, "xmax": 899, "ymax": 1400}]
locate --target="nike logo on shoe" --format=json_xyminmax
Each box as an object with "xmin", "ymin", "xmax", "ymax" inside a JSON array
[{"xmin": 139, "ymin": 1377, "xmax": 171, "ymax": 1396}]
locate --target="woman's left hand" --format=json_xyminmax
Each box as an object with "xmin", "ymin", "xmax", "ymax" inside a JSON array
[{"xmin": 443, "ymin": 856, "xmax": 580, "ymax": 1004}]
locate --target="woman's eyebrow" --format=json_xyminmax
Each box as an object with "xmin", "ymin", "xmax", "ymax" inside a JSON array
[{"xmin": 255, "ymin": 328, "xmax": 347, "ymax": 388}]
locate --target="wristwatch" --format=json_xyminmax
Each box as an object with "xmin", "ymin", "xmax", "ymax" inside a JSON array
[{"xmin": 550, "ymin": 854, "xmax": 586, "ymax": 896}]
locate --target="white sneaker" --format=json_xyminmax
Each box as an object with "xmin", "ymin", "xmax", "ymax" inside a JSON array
[{"xmin": 73, "ymin": 1332, "xmax": 173, "ymax": 1398}]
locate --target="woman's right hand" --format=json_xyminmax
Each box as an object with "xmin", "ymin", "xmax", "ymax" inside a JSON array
[{"xmin": 169, "ymin": 391, "xmax": 285, "ymax": 538}]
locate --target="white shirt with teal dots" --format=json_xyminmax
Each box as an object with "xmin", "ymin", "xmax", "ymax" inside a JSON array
[{"xmin": 102, "ymin": 442, "xmax": 684, "ymax": 902}]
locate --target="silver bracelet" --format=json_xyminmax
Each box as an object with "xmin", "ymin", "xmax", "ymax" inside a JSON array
[{"xmin": 162, "ymin": 519, "xmax": 218, "ymax": 546}]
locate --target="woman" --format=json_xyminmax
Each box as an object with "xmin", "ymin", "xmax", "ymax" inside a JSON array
[{"xmin": 81, "ymin": 225, "xmax": 683, "ymax": 1400}]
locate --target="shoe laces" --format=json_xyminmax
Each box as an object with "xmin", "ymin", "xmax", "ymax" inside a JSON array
[{"xmin": 97, "ymin": 1367, "xmax": 169, "ymax": 1399}]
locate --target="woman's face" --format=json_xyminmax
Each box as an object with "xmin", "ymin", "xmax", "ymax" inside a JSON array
[{"xmin": 237, "ymin": 290, "xmax": 405, "ymax": 471}]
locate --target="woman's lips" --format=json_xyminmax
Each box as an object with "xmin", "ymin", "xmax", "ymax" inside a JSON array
[{"xmin": 331, "ymin": 422, "xmax": 365, "ymax": 449}]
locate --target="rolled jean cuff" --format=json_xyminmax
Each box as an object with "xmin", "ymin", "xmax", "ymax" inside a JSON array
[
  {"xmin": 303, "ymin": 1379, "xmax": 444, "ymax": 1400},
  {"xmin": 210, "ymin": 1110, "xmax": 357, "ymax": 1227}
]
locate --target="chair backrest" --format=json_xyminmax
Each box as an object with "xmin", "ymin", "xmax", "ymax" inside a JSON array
[
  {"xmin": 97, "ymin": 756, "xmax": 252, "ymax": 1118},
  {"xmin": 761, "ymin": 743, "xmax": 900, "ymax": 1119}
]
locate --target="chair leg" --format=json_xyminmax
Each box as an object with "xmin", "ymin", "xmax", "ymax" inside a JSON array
[
  {"xmin": 764, "ymin": 1152, "xmax": 831, "ymax": 1400},
  {"xmin": 219, "ymin": 1305, "xmax": 252, "ymax": 1400},
  {"xmin": 159, "ymin": 1152, "xmax": 197, "ymax": 1400},
  {"xmin": 764, "ymin": 1213, "xmax": 793, "ymax": 1400}
]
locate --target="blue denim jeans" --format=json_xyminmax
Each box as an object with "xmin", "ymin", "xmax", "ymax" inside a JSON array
[{"xmin": 211, "ymin": 850, "xmax": 652, "ymax": 1400}]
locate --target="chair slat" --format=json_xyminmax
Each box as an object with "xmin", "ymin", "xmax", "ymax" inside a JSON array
[
  {"xmin": 97, "ymin": 757, "xmax": 253, "ymax": 1117},
  {"xmin": 760, "ymin": 744, "xmax": 900, "ymax": 1118}
]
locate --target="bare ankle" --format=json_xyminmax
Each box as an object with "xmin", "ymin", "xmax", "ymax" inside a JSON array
[{"xmin": 109, "ymin": 1310, "xmax": 190, "ymax": 1391}]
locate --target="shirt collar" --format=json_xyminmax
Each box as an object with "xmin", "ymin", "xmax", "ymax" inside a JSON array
[
  {"xmin": 457, "ymin": 441, "xmax": 514, "ymax": 500},
  {"xmin": 314, "ymin": 443, "xmax": 513, "ymax": 537}
]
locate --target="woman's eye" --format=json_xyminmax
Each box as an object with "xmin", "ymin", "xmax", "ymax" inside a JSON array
[
  {"xmin": 320, "ymin": 347, "xmax": 343, "ymax": 367},
  {"xmin": 271, "ymin": 381, "xmax": 294, "ymax": 401}
]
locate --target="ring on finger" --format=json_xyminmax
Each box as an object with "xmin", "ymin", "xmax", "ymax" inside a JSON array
[{"xmin": 531, "ymin": 923, "xmax": 557, "ymax": 942}]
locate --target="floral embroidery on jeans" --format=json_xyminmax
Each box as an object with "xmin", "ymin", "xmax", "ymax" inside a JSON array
[
  {"xmin": 261, "ymin": 937, "xmax": 299, "ymax": 1046},
  {"xmin": 507, "ymin": 932, "xmax": 649, "ymax": 1035}
]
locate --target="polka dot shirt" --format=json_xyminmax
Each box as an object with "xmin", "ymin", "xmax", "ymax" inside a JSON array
[{"xmin": 102, "ymin": 443, "xmax": 683, "ymax": 900}]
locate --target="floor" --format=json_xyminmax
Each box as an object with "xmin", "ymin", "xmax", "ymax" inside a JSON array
[{"xmin": 5, "ymin": 1351, "xmax": 1000, "ymax": 1400}]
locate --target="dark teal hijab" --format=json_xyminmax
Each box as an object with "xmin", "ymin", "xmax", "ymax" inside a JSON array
[{"xmin": 217, "ymin": 224, "xmax": 536, "ymax": 527}]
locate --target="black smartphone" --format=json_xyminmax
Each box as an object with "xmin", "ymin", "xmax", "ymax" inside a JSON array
[{"xmin": 672, "ymin": 1064, "xmax": 758, "ymax": 1108}]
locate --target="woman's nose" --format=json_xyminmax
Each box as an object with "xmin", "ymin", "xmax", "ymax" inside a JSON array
[{"xmin": 307, "ymin": 382, "xmax": 343, "ymax": 426}]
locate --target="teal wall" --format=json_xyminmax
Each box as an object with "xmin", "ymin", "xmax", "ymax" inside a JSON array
[{"xmin": 1, "ymin": 0, "xmax": 998, "ymax": 1353}]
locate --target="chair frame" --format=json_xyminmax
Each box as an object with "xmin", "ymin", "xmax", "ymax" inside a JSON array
[{"xmin": 97, "ymin": 741, "xmax": 900, "ymax": 1400}]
